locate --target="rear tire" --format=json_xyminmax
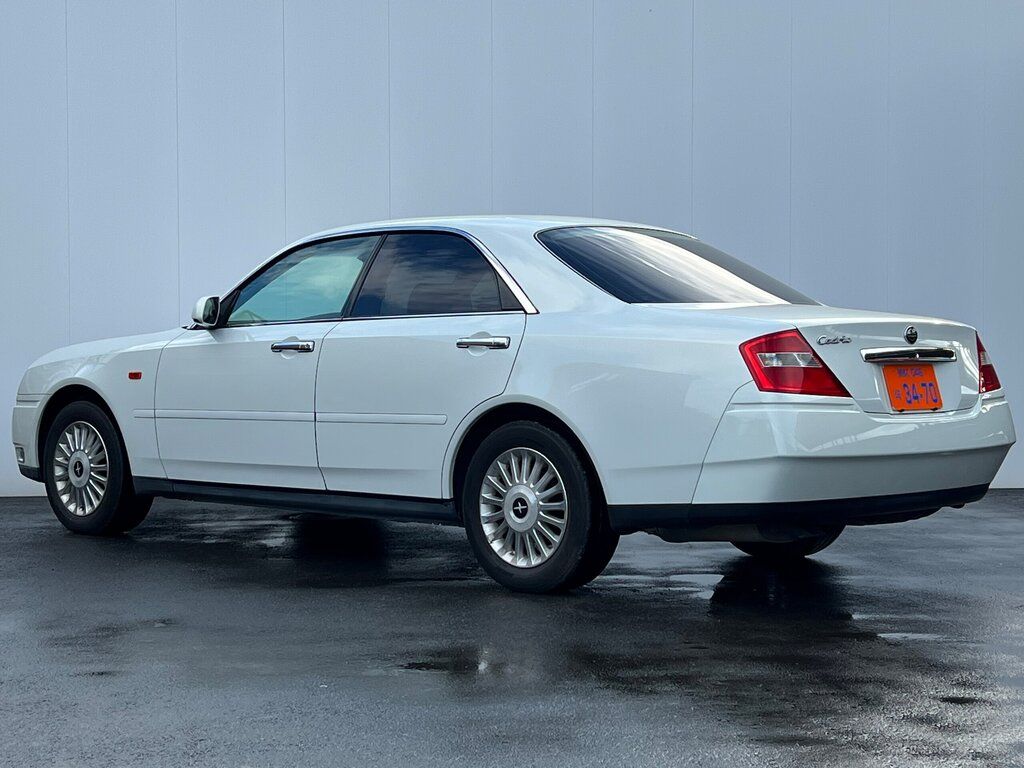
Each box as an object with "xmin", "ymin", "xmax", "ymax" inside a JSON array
[
  {"xmin": 43, "ymin": 401, "xmax": 153, "ymax": 536},
  {"xmin": 461, "ymin": 421, "xmax": 616, "ymax": 593},
  {"xmin": 731, "ymin": 527, "xmax": 843, "ymax": 561},
  {"xmin": 563, "ymin": 510, "xmax": 619, "ymax": 590}
]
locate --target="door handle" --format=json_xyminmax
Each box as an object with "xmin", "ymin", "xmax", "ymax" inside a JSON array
[
  {"xmin": 456, "ymin": 336, "xmax": 510, "ymax": 350},
  {"xmin": 271, "ymin": 340, "xmax": 315, "ymax": 353}
]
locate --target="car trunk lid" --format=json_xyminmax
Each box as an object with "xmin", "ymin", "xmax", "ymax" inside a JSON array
[{"xmin": 650, "ymin": 303, "xmax": 980, "ymax": 413}]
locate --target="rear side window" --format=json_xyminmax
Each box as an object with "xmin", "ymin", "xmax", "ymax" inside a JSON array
[
  {"xmin": 537, "ymin": 226, "xmax": 816, "ymax": 305},
  {"xmin": 350, "ymin": 232, "xmax": 521, "ymax": 317}
]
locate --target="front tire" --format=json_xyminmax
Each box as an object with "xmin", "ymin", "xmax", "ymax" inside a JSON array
[
  {"xmin": 43, "ymin": 401, "xmax": 153, "ymax": 535},
  {"xmin": 731, "ymin": 527, "xmax": 843, "ymax": 561},
  {"xmin": 461, "ymin": 421, "xmax": 617, "ymax": 593}
]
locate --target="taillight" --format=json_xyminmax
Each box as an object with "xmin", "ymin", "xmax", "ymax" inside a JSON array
[
  {"xmin": 977, "ymin": 334, "xmax": 1001, "ymax": 393},
  {"xmin": 740, "ymin": 329, "xmax": 850, "ymax": 397}
]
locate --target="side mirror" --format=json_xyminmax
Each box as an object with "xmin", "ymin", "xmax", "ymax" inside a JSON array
[{"xmin": 191, "ymin": 296, "xmax": 221, "ymax": 328}]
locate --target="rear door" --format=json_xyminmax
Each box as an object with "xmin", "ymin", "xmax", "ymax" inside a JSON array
[{"xmin": 316, "ymin": 231, "xmax": 526, "ymax": 498}]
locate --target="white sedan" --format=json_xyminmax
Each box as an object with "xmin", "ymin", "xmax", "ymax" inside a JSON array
[{"xmin": 11, "ymin": 217, "xmax": 1016, "ymax": 592}]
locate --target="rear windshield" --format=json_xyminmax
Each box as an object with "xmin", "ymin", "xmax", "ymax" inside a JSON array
[{"xmin": 536, "ymin": 226, "xmax": 816, "ymax": 305}]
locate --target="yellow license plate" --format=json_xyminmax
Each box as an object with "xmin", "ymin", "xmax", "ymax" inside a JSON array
[{"xmin": 883, "ymin": 364, "xmax": 942, "ymax": 412}]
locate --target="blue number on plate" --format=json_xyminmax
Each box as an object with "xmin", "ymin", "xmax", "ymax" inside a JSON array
[{"xmin": 895, "ymin": 371, "xmax": 939, "ymax": 408}]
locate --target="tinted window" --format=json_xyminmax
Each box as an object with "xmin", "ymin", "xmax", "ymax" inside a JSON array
[
  {"xmin": 351, "ymin": 232, "xmax": 517, "ymax": 317},
  {"xmin": 227, "ymin": 236, "xmax": 379, "ymax": 325},
  {"xmin": 537, "ymin": 227, "xmax": 816, "ymax": 305}
]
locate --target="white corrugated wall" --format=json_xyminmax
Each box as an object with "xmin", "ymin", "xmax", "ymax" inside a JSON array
[{"xmin": 2, "ymin": 0, "xmax": 1022, "ymax": 494}]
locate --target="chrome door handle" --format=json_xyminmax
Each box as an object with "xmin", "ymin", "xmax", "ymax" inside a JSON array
[
  {"xmin": 271, "ymin": 340, "xmax": 315, "ymax": 353},
  {"xmin": 456, "ymin": 336, "xmax": 510, "ymax": 350}
]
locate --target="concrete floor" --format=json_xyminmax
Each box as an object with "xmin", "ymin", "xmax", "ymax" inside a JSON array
[{"xmin": 1, "ymin": 492, "xmax": 1022, "ymax": 767}]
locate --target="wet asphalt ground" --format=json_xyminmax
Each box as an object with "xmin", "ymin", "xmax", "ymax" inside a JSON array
[{"xmin": 1, "ymin": 492, "xmax": 1022, "ymax": 767}]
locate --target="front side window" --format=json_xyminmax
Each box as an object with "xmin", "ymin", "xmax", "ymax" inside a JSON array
[
  {"xmin": 537, "ymin": 226, "xmax": 816, "ymax": 305},
  {"xmin": 350, "ymin": 232, "xmax": 519, "ymax": 317},
  {"xmin": 226, "ymin": 236, "xmax": 380, "ymax": 326}
]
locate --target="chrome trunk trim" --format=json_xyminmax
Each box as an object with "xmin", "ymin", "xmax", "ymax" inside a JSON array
[{"xmin": 861, "ymin": 347, "xmax": 957, "ymax": 363}]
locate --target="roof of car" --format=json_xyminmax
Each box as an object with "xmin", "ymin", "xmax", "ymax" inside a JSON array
[{"xmin": 296, "ymin": 215, "xmax": 690, "ymax": 243}]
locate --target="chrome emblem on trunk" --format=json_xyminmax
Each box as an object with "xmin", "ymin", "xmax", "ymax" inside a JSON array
[
  {"xmin": 904, "ymin": 326, "xmax": 918, "ymax": 344},
  {"xmin": 817, "ymin": 334, "xmax": 851, "ymax": 345}
]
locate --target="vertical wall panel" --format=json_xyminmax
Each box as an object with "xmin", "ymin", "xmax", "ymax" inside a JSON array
[
  {"xmin": 692, "ymin": 0, "xmax": 792, "ymax": 281},
  {"xmin": 67, "ymin": 0, "xmax": 178, "ymax": 342},
  {"xmin": 982, "ymin": 1, "xmax": 1024, "ymax": 487},
  {"xmin": 492, "ymin": 0, "xmax": 593, "ymax": 215},
  {"xmin": 284, "ymin": 0, "xmax": 389, "ymax": 239},
  {"xmin": 3, "ymin": 3, "xmax": 1024, "ymax": 493},
  {"xmin": 887, "ymin": 1, "xmax": 985, "ymax": 327},
  {"xmin": 593, "ymin": 0, "xmax": 692, "ymax": 231},
  {"xmin": 790, "ymin": 0, "xmax": 888, "ymax": 309},
  {"xmin": 388, "ymin": 0, "xmax": 491, "ymax": 218},
  {"xmin": 177, "ymin": 0, "xmax": 285, "ymax": 314},
  {"xmin": 0, "ymin": 0, "xmax": 69, "ymax": 494}
]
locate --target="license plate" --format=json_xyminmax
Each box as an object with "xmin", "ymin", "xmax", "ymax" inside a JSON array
[{"xmin": 883, "ymin": 364, "xmax": 942, "ymax": 412}]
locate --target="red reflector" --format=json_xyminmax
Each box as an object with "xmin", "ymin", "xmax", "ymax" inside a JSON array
[
  {"xmin": 977, "ymin": 334, "xmax": 1001, "ymax": 393},
  {"xmin": 739, "ymin": 329, "xmax": 850, "ymax": 397},
  {"xmin": 128, "ymin": 371, "xmax": 143, "ymax": 380}
]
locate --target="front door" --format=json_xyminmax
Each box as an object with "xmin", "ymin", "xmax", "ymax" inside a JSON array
[
  {"xmin": 315, "ymin": 231, "xmax": 527, "ymax": 498},
  {"xmin": 155, "ymin": 235, "xmax": 381, "ymax": 488}
]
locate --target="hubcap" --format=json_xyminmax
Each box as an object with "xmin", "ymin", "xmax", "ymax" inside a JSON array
[
  {"xmin": 53, "ymin": 421, "xmax": 108, "ymax": 517},
  {"xmin": 479, "ymin": 447, "xmax": 568, "ymax": 568}
]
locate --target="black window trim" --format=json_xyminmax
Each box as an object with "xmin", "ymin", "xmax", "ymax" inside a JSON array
[{"xmin": 206, "ymin": 227, "xmax": 535, "ymax": 330}]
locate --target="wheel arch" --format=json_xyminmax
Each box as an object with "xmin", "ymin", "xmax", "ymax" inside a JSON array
[
  {"xmin": 36, "ymin": 384, "xmax": 128, "ymax": 470},
  {"xmin": 447, "ymin": 400, "xmax": 608, "ymax": 519}
]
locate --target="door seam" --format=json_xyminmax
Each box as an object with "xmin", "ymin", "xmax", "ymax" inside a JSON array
[{"xmin": 313, "ymin": 319, "xmax": 345, "ymax": 489}]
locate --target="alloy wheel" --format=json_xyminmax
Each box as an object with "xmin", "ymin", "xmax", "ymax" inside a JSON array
[
  {"xmin": 479, "ymin": 447, "xmax": 568, "ymax": 568},
  {"xmin": 53, "ymin": 421, "xmax": 109, "ymax": 516}
]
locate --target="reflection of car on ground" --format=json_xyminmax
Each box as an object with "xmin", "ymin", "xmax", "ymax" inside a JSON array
[{"xmin": 12, "ymin": 217, "xmax": 1015, "ymax": 591}]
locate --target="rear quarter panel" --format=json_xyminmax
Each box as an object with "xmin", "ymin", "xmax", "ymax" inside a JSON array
[{"xmin": 480, "ymin": 306, "xmax": 783, "ymax": 506}]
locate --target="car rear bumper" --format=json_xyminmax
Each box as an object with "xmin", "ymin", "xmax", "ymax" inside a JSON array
[
  {"xmin": 610, "ymin": 390, "xmax": 1014, "ymax": 534},
  {"xmin": 609, "ymin": 483, "xmax": 990, "ymax": 533},
  {"xmin": 696, "ymin": 390, "xmax": 1014, "ymax": 503}
]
